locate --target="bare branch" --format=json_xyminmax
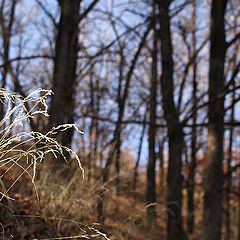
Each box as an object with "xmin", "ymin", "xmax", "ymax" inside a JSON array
[
  {"xmin": 0, "ymin": 55, "xmax": 53, "ymax": 68},
  {"xmin": 35, "ymin": 0, "xmax": 58, "ymax": 27},
  {"xmin": 226, "ymin": 31, "xmax": 240, "ymax": 49},
  {"xmin": 78, "ymin": 0, "xmax": 100, "ymax": 23}
]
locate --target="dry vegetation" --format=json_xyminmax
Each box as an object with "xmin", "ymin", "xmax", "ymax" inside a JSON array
[{"xmin": 0, "ymin": 89, "xmax": 108, "ymax": 239}]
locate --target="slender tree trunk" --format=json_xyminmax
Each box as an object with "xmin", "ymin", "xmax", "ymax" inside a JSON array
[
  {"xmin": 238, "ymin": 179, "xmax": 240, "ymax": 240},
  {"xmin": 146, "ymin": 0, "xmax": 157, "ymax": 226},
  {"xmin": 88, "ymin": 70, "xmax": 94, "ymax": 181},
  {"xmin": 115, "ymin": 137, "xmax": 121, "ymax": 197},
  {"xmin": 225, "ymin": 83, "xmax": 235, "ymax": 240},
  {"xmin": 49, "ymin": 0, "xmax": 80, "ymax": 165},
  {"xmin": 187, "ymin": 0, "xmax": 197, "ymax": 235},
  {"xmin": 225, "ymin": 16, "xmax": 238, "ymax": 239},
  {"xmin": 158, "ymin": 137, "xmax": 165, "ymax": 198},
  {"xmin": 115, "ymin": 45, "xmax": 124, "ymax": 199},
  {"xmin": 97, "ymin": 25, "xmax": 151, "ymax": 222},
  {"xmin": 157, "ymin": 1, "xmax": 187, "ymax": 239},
  {"xmin": 132, "ymin": 112, "xmax": 146, "ymax": 193},
  {"xmin": 87, "ymin": 67, "xmax": 99, "ymax": 182},
  {"xmin": 0, "ymin": 0, "xmax": 16, "ymax": 123},
  {"xmin": 202, "ymin": 1, "xmax": 227, "ymax": 240},
  {"xmin": 93, "ymin": 77, "xmax": 100, "ymax": 176}
]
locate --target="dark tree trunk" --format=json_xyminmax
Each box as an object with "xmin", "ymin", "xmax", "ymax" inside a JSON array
[
  {"xmin": 0, "ymin": 0, "xmax": 16, "ymax": 123},
  {"xmin": 187, "ymin": 79, "xmax": 197, "ymax": 235},
  {"xmin": 202, "ymin": 1, "xmax": 227, "ymax": 240},
  {"xmin": 157, "ymin": 1, "xmax": 187, "ymax": 239},
  {"xmin": 158, "ymin": 137, "xmax": 165, "ymax": 199},
  {"xmin": 187, "ymin": 0, "xmax": 197, "ymax": 235},
  {"xmin": 49, "ymin": 0, "xmax": 80, "ymax": 161},
  {"xmin": 115, "ymin": 45, "xmax": 124, "ymax": 199},
  {"xmin": 87, "ymin": 68, "xmax": 96, "ymax": 182},
  {"xmin": 146, "ymin": 0, "xmax": 157, "ymax": 226}
]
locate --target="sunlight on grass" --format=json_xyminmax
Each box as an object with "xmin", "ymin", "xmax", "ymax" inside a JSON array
[
  {"xmin": 0, "ymin": 88, "xmax": 113, "ymax": 239},
  {"xmin": 0, "ymin": 88, "xmax": 84, "ymax": 202}
]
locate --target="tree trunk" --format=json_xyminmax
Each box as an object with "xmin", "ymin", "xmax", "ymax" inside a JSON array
[
  {"xmin": 158, "ymin": 138, "xmax": 164, "ymax": 197},
  {"xmin": 157, "ymin": 1, "xmax": 187, "ymax": 239},
  {"xmin": 132, "ymin": 112, "xmax": 146, "ymax": 193},
  {"xmin": 115, "ymin": 45, "xmax": 124, "ymax": 199},
  {"xmin": 187, "ymin": 0, "xmax": 197, "ymax": 235},
  {"xmin": 49, "ymin": 0, "xmax": 80, "ymax": 165},
  {"xmin": 146, "ymin": 0, "xmax": 157, "ymax": 226},
  {"xmin": 225, "ymin": 17, "xmax": 238, "ymax": 239},
  {"xmin": 238, "ymin": 179, "xmax": 240, "ymax": 240},
  {"xmin": 225, "ymin": 92, "xmax": 234, "ymax": 240},
  {"xmin": 202, "ymin": 1, "xmax": 227, "ymax": 240},
  {"xmin": 0, "ymin": 0, "xmax": 16, "ymax": 123},
  {"xmin": 87, "ymin": 70, "xmax": 94, "ymax": 181}
]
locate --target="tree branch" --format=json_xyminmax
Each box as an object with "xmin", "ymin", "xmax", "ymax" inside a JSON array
[
  {"xmin": 0, "ymin": 55, "xmax": 53, "ymax": 68},
  {"xmin": 226, "ymin": 31, "xmax": 240, "ymax": 49},
  {"xmin": 78, "ymin": 0, "xmax": 100, "ymax": 23},
  {"xmin": 35, "ymin": 0, "xmax": 58, "ymax": 27}
]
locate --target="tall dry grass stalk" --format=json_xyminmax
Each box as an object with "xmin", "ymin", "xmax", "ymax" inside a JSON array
[{"xmin": 0, "ymin": 88, "xmax": 84, "ymax": 202}]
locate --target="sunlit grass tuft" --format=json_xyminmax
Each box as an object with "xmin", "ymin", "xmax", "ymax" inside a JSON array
[
  {"xmin": 0, "ymin": 88, "xmax": 84, "ymax": 202},
  {"xmin": 0, "ymin": 88, "xmax": 112, "ymax": 239}
]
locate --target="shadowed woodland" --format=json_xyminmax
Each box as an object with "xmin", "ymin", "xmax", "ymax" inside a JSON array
[{"xmin": 0, "ymin": 0, "xmax": 240, "ymax": 239}]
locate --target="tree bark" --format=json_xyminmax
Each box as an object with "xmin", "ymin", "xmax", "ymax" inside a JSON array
[
  {"xmin": 202, "ymin": 1, "xmax": 227, "ymax": 240},
  {"xmin": 132, "ymin": 111, "xmax": 146, "ymax": 193},
  {"xmin": 158, "ymin": 137, "xmax": 165, "ymax": 198},
  {"xmin": 0, "ymin": 0, "xmax": 16, "ymax": 123},
  {"xmin": 187, "ymin": 0, "xmax": 197, "ymax": 235},
  {"xmin": 225, "ymin": 88, "xmax": 234, "ymax": 240},
  {"xmin": 225, "ymin": 15, "xmax": 238, "ymax": 239},
  {"xmin": 49, "ymin": 0, "xmax": 80, "ymax": 165},
  {"xmin": 87, "ymin": 68, "xmax": 95, "ymax": 181},
  {"xmin": 115, "ymin": 45, "xmax": 125, "ymax": 199},
  {"xmin": 146, "ymin": 0, "xmax": 157, "ymax": 226},
  {"xmin": 157, "ymin": 0, "xmax": 187, "ymax": 239}
]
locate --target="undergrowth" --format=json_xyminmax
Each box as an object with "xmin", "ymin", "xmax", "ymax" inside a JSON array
[{"xmin": 0, "ymin": 88, "xmax": 110, "ymax": 239}]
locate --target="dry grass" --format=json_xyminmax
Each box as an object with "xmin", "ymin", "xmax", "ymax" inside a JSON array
[
  {"xmin": 0, "ymin": 88, "xmax": 111, "ymax": 239},
  {"xmin": 0, "ymin": 88, "xmax": 83, "ymax": 200}
]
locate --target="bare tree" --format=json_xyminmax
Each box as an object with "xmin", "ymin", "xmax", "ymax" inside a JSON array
[
  {"xmin": 146, "ymin": 0, "xmax": 158, "ymax": 226},
  {"xmin": 202, "ymin": 1, "xmax": 227, "ymax": 239},
  {"xmin": 48, "ymin": 0, "xmax": 81, "ymax": 163},
  {"xmin": 157, "ymin": 0, "xmax": 187, "ymax": 239},
  {"xmin": 48, "ymin": 0, "xmax": 100, "ymax": 167}
]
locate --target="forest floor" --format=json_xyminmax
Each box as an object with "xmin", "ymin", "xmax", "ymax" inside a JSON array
[
  {"xmin": 0, "ymin": 163, "xmax": 168, "ymax": 240},
  {"xmin": 0, "ymin": 162, "xmax": 226, "ymax": 240}
]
